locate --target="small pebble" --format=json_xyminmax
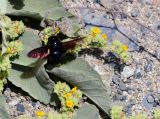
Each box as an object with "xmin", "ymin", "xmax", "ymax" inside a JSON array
[
  {"xmin": 31, "ymin": 101, "xmax": 36, "ymax": 107},
  {"xmin": 144, "ymin": 61, "xmax": 153, "ymax": 72},
  {"xmin": 16, "ymin": 103, "xmax": 25, "ymax": 112},
  {"xmin": 121, "ymin": 66, "xmax": 135, "ymax": 79},
  {"xmin": 10, "ymin": 92, "xmax": 17, "ymax": 97},
  {"xmin": 147, "ymin": 95, "xmax": 155, "ymax": 103},
  {"xmin": 131, "ymin": 9, "xmax": 139, "ymax": 17},
  {"xmin": 112, "ymin": 75, "xmax": 121, "ymax": 85},
  {"xmin": 134, "ymin": 68, "xmax": 143, "ymax": 79},
  {"xmin": 119, "ymin": 82, "xmax": 127, "ymax": 91}
]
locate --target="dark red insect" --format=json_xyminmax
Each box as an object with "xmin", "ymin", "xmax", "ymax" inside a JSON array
[
  {"xmin": 28, "ymin": 36, "xmax": 83, "ymax": 64},
  {"xmin": 27, "ymin": 46, "xmax": 49, "ymax": 59}
]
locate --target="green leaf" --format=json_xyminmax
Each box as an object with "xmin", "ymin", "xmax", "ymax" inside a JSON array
[
  {"xmin": 0, "ymin": 0, "xmax": 81, "ymax": 37},
  {"xmin": 47, "ymin": 58, "xmax": 111, "ymax": 116},
  {"xmin": 0, "ymin": 95, "xmax": 9, "ymax": 119},
  {"xmin": 8, "ymin": 62, "xmax": 56, "ymax": 104},
  {"xmin": 12, "ymin": 31, "xmax": 41, "ymax": 67},
  {"xmin": 74, "ymin": 104, "xmax": 99, "ymax": 119},
  {"xmin": 1, "ymin": 0, "xmax": 71, "ymax": 20}
]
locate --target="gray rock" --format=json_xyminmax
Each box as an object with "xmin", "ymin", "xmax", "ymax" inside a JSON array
[
  {"xmin": 93, "ymin": 0, "xmax": 100, "ymax": 3},
  {"xmin": 145, "ymin": 0, "xmax": 152, "ymax": 5},
  {"xmin": 119, "ymin": 82, "xmax": 127, "ymax": 91},
  {"xmin": 155, "ymin": 50, "xmax": 160, "ymax": 59},
  {"xmin": 142, "ymin": 96, "xmax": 154, "ymax": 110},
  {"xmin": 138, "ymin": 0, "xmax": 152, "ymax": 5},
  {"xmin": 144, "ymin": 61, "xmax": 153, "ymax": 72},
  {"xmin": 130, "ymin": 99, "xmax": 136, "ymax": 105},
  {"xmin": 134, "ymin": 68, "xmax": 143, "ymax": 79},
  {"xmin": 131, "ymin": 9, "xmax": 140, "ymax": 17},
  {"xmin": 147, "ymin": 95, "xmax": 155, "ymax": 103},
  {"xmin": 120, "ymin": 13, "xmax": 127, "ymax": 19},
  {"xmin": 16, "ymin": 103, "xmax": 25, "ymax": 112},
  {"xmin": 117, "ymin": 89, "xmax": 123, "ymax": 94},
  {"xmin": 121, "ymin": 66, "xmax": 135, "ymax": 79},
  {"xmin": 31, "ymin": 101, "xmax": 36, "ymax": 107},
  {"xmin": 146, "ymin": 82, "xmax": 152, "ymax": 87},
  {"xmin": 113, "ymin": 94, "xmax": 124, "ymax": 100},
  {"xmin": 128, "ymin": 90, "xmax": 132, "ymax": 94},
  {"xmin": 157, "ymin": 25, "xmax": 160, "ymax": 30},
  {"xmin": 8, "ymin": 99, "xmax": 21, "ymax": 106},
  {"xmin": 100, "ymin": 0, "xmax": 124, "ymax": 8},
  {"xmin": 10, "ymin": 92, "xmax": 17, "ymax": 97},
  {"xmin": 122, "ymin": 96, "xmax": 127, "ymax": 100},
  {"xmin": 123, "ymin": 105, "xmax": 132, "ymax": 115},
  {"xmin": 112, "ymin": 75, "xmax": 121, "ymax": 85}
]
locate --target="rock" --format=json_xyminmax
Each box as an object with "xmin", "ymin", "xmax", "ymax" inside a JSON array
[
  {"xmin": 119, "ymin": 82, "xmax": 128, "ymax": 91},
  {"xmin": 117, "ymin": 89, "xmax": 123, "ymax": 94},
  {"xmin": 142, "ymin": 96, "xmax": 154, "ymax": 110},
  {"xmin": 120, "ymin": 13, "xmax": 127, "ymax": 19},
  {"xmin": 93, "ymin": 0, "xmax": 100, "ymax": 3},
  {"xmin": 134, "ymin": 68, "xmax": 143, "ymax": 79},
  {"xmin": 147, "ymin": 95, "xmax": 155, "ymax": 103},
  {"xmin": 155, "ymin": 50, "xmax": 160, "ymax": 59},
  {"xmin": 123, "ymin": 105, "xmax": 132, "ymax": 115},
  {"xmin": 128, "ymin": 90, "xmax": 132, "ymax": 94},
  {"xmin": 100, "ymin": 0, "xmax": 124, "ymax": 8},
  {"xmin": 10, "ymin": 92, "xmax": 17, "ymax": 97},
  {"xmin": 131, "ymin": 9, "xmax": 140, "ymax": 17},
  {"xmin": 121, "ymin": 66, "xmax": 135, "ymax": 79},
  {"xmin": 144, "ymin": 61, "xmax": 153, "ymax": 72},
  {"xmin": 157, "ymin": 25, "xmax": 160, "ymax": 30},
  {"xmin": 112, "ymin": 75, "xmax": 121, "ymax": 85},
  {"xmin": 128, "ymin": 0, "xmax": 133, "ymax": 3},
  {"xmin": 138, "ymin": 0, "xmax": 152, "ymax": 5},
  {"xmin": 122, "ymin": 96, "xmax": 127, "ymax": 101},
  {"xmin": 138, "ymin": 46, "xmax": 145, "ymax": 52},
  {"xmin": 130, "ymin": 99, "xmax": 136, "ymax": 105},
  {"xmin": 8, "ymin": 99, "xmax": 21, "ymax": 106},
  {"xmin": 16, "ymin": 103, "xmax": 25, "ymax": 112},
  {"xmin": 145, "ymin": 0, "xmax": 152, "ymax": 5},
  {"xmin": 113, "ymin": 94, "xmax": 123, "ymax": 100},
  {"xmin": 146, "ymin": 82, "xmax": 152, "ymax": 87},
  {"xmin": 31, "ymin": 101, "xmax": 36, "ymax": 107}
]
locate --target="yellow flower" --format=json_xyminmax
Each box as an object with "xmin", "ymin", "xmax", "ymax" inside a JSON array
[
  {"xmin": 71, "ymin": 87, "xmax": 77, "ymax": 93},
  {"xmin": 64, "ymin": 93, "xmax": 71, "ymax": 98},
  {"xmin": 121, "ymin": 44, "xmax": 129, "ymax": 51},
  {"xmin": 101, "ymin": 33, "xmax": 108, "ymax": 39},
  {"xmin": 36, "ymin": 111, "xmax": 45, "ymax": 117},
  {"xmin": 90, "ymin": 27, "xmax": 101, "ymax": 36},
  {"xmin": 6, "ymin": 47, "xmax": 12, "ymax": 54},
  {"xmin": 66, "ymin": 100, "xmax": 74, "ymax": 108}
]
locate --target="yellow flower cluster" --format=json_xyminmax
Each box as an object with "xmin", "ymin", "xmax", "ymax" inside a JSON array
[
  {"xmin": 40, "ymin": 26, "xmax": 61, "ymax": 45},
  {"xmin": 121, "ymin": 44, "xmax": 129, "ymax": 51},
  {"xmin": 64, "ymin": 86, "xmax": 78, "ymax": 108},
  {"xmin": 90, "ymin": 27, "xmax": 102, "ymax": 36},
  {"xmin": 54, "ymin": 82, "xmax": 82, "ymax": 112},
  {"xmin": 111, "ymin": 40, "xmax": 129, "ymax": 62},
  {"xmin": 90, "ymin": 27, "xmax": 108, "ymax": 40},
  {"xmin": 66, "ymin": 100, "xmax": 74, "ymax": 108},
  {"xmin": 36, "ymin": 110, "xmax": 45, "ymax": 117},
  {"xmin": 5, "ymin": 40, "xmax": 23, "ymax": 57}
]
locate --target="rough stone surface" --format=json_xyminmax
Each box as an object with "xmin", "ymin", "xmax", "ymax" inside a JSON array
[{"xmin": 121, "ymin": 66, "xmax": 135, "ymax": 79}]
